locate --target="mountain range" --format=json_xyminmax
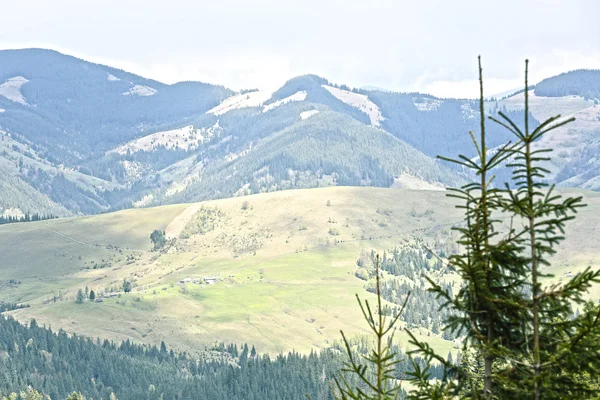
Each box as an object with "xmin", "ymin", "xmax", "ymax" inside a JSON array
[{"xmin": 0, "ymin": 48, "xmax": 598, "ymax": 216}]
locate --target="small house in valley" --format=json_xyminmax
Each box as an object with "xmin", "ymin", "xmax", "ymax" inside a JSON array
[{"xmin": 204, "ymin": 276, "xmax": 217, "ymax": 285}]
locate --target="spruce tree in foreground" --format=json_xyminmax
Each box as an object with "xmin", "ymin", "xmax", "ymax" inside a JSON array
[
  {"xmin": 403, "ymin": 58, "xmax": 600, "ymax": 399},
  {"xmin": 331, "ymin": 255, "xmax": 409, "ymax": 399}
]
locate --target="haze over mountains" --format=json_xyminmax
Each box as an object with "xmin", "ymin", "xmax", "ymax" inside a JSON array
[{"xmin": 1, "ymin": 48, "xmax": 599, "ymax": 217}]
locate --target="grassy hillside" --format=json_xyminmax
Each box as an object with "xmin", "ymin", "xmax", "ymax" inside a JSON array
[{"xmin": 2, "ymin": 187, "xmax": 599, "ymax": 356}]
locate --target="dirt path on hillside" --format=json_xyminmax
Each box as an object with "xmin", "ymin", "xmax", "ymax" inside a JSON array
[{"xmin": 45, "ymin": 228, "xmax": 96, "ymax": 248}]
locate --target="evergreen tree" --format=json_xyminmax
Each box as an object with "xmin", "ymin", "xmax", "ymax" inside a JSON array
[
  {"xmin": 76, "ymin": 289, "xmax": 85, "ymax": 304},
  {"xmin": 1, "ymin": 389, "xmax": 44, "ymax": 400},
  {"xmin": 331, "ymin": 255, "xmax": 409, "ymax": 399},
  {"xmin": 149, "ymin": 230, "xmax": 166, "ymax": 251},
  {"xmin": 89, "ymin": 290, "xmax": 95, "ymax": 301},
  {"xmin": 123, "ymin": 279, "xmax": 132, "ymax": 293},
  {"xmin": 404, "ymin": 58, "xmax": 600, "ymax": 399}
]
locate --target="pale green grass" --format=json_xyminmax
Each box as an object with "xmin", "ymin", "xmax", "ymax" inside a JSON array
[{"xmin": 3, "ymin": 187, "xmax": 599, "ymax": 356}]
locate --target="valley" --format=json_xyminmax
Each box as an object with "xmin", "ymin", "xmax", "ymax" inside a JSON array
[{"xmin": 2, "ymin": 186, "xmax": 599, "ymax": 357}]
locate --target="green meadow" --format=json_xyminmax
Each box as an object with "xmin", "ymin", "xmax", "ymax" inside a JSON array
[{"xmin": 2, "ymin": 187, "xmax": 599, "ymax": 356}]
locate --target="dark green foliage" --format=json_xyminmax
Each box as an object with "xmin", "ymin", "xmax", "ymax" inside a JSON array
[
  {"xmin": 122, "ymin": 280, "xmax": 132, "ymax": 293},
  {"xmin": 0, "ymin": 173, "xmax": 69, "ymax": 217},
  {"xmin": 0, "ymin": 302, "xmax": 29, "ymax": 313},
  {"xmin": 405, "ymin": 58, "xmax": 600, "ymax": 399},
  {"xmin": 534, "ymin": 69, "xmax": 600, "ymax": 100},
  {"xmin": 0, "ymin": 315, "xmax": 351, "ymax": 400},
  {"xmin": 75, "ymin": 289, "xmax": 84, "ymax": 304},
  {"xmin": 356, "ymin": 248, "xmax": 454, "ymax": 338},
  {"xmin": 0, "ymin": 213, "xmax": 57, "ymax": 225},
  {"xmin": 149, "ymin": 229, "xmax": 166, "ymax": 250}
]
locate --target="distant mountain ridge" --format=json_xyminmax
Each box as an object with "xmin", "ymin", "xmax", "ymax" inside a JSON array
[
  {"xmin": 534, "ymin": 69, "xmax": 600, "ymax": 101},
  {"xmin": 0, "ymin": 48, "xmax": 598, "ymax": 216},
  {"xmin": 0, "ymin": 49, "xmax": 233, "ymax": 159}
]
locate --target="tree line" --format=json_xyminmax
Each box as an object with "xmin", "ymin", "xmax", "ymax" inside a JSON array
[
  {"xmin": 0, "ymin": 314, "xmax": 440, "ymax": 400},
  {"xmin": 0, "ymin": 213, "xmax": 57, "ymax": 226}
]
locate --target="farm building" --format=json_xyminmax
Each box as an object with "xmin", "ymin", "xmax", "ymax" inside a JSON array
[{"xmin": 204, "ymin": 276, "xmax": 217, "ymax": 284}]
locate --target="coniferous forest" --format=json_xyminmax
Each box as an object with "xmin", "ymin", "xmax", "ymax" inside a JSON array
[
  {"xmin": 0, "ymin": 315, "xmax": 339, "ymax": 400},
  {"xmin": 0, "ymin": 315, "xmax": 450, "ymax": 399}
]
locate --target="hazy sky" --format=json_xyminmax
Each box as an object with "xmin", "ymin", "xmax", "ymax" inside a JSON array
[{"xmin": 1, "ymin": 0, "xmax": 599, "ymax": 98}]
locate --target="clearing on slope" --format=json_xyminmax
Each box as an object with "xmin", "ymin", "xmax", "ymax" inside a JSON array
[
  {"xmin": 300, "ymin": 110, "xmax": 319, "ymax": 120},
  {"xmin": 110, "ymin": 123, "xmax": 223, "ymax": 154},
  {"xmin": 122, "ymin": 84, "xmax": 158, "ymax": 97},
  {"xmin": 322, "ymin": 85, "xmax": 384, "ymax": 126},
  {"xmin": 494, "ymin": 90, "xmax": 600, "ymax": 186},
  {"xmin": 0, "ymin": 76, "xmax": 29, "ymax": 105},
  {"xmin": 207, "ymin": 90, "xmax": 272, "ymax": 115},
  {"xmin": 263, "ymin": 91, "xmax": 307, "ymax": 112},
  {"xmin": 499, "ymin": 89, "xmax": 594, "ymax": 121}
]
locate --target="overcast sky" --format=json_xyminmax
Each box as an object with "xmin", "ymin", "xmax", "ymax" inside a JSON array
[{"xmin": 1, "ymin": 0, "xmax": 599, "ymax": 98}]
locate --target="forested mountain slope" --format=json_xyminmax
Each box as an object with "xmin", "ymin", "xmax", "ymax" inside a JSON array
[
  {"xmin": 0, "ymin": 49, "xmax": 233, "ymax": 160},
  {"xmin": 0, "ymin": 49, "xmax": 598, "ymax": 216},
  {"xmin": 492, "ymin": 69, "xmax": 600, "ymax": 190},
  {"xmin": 0, "ymin": 315, "xmax": 346, "ymax": 400},
  {"xmin": 534, "ymin": 69, "xmax": 600, "ymax": 100}
]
